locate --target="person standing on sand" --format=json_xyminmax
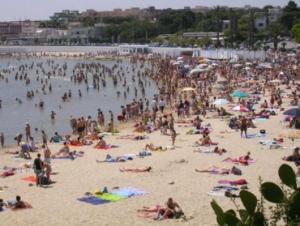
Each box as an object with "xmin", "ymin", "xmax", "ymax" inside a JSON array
[
  {"xmin": 25, "ymin": 123, "xmax": 31, "ymax": 142},
  {"xmin": 33, "ymin": 153, "xmax": 43, "ymax": 187},
  {"xmin": 240, "ymin": 116, "xmax": 248, "ymax": 138},
  {"xmin": 170, "ymin": 129, "xmax": 177, "ymax": 147},
  {"xmin": 0, "ymin": 132, "xmax": 4, "ymax": 148}
]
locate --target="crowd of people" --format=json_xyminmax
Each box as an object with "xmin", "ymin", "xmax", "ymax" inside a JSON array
[{"xmin": 0, "ymin": 49, "xmax": 300, "ymax": 222}]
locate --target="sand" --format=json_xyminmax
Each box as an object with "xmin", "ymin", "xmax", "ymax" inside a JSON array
[{"xmin": 0, "ymin": 90, "xmax": 299, "ymax": 226}]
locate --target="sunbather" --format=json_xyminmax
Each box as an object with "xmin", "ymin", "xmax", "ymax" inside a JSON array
[
  {"xmin": 196, "ymin": 134, "xmax": 218, "ymax": 146},
  {"xmin": 145, "ymin": 143, "xmax": 166, "ymax": 152},
  {"xmin": 162, "ymin": 198, "xmax": 184, "ymax": 219},
  {"xmin": 195, "ymin": 166, "xmax": 230, "ymax": 175},
  {"xmin": 119, "ymin": 166, "xmax": 152, "ymax": 172},
  {"xmin": 283, "ymin": 147, "xmax": 300, "ymax": 166},
  {"xmin": 52, "ymin": 142, "xmax": 73, "ymax": 158},
  {"xmin": 7, "ymin": 196, "xmax": 32, "ymax": 210},
  {"xmin": 94, "ymin": 136, "xmax": 107, "ymax": 149}
]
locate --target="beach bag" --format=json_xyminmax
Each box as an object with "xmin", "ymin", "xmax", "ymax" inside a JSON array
[
  {"xmin": 41, "ymin": 176, "xmax": 48, "ymax": 185},
  {"xmin": 231, "ymin": 166, "xmax": 242, "ymax": 175}
]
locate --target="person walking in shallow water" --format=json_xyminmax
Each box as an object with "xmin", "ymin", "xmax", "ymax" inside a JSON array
[
  {"xmin": 25, "ymin": 123, "xmax": 31, "ymax": 142},
  {"xmin": 0, "ymin": 132, "xmax": 4, "ymax": 148}
]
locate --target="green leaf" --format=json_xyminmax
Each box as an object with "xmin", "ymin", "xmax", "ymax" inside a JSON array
[
  {"xmin": 261, "ymin": 182, "xmax": 284, "ymax": 203},
  {"xmin": 240, "ymin": 190, "xmax": 257, "ymax": 215},
  {"xmin": 226, "ymin": 209, "xmax": 236, "ymax": 216},
  {"xmin": 211, "ymin": 200, "xmax": 225, "ymax": 225},
  {"xmin": 223, "ymin": 212, "xmax": 241, "ymax": 226},
  {"xmin": 238, "ymin": 209, "xmax": 249, "ymax": 223},
  {"xmin": 253, "ymin": 212, "xmax": 265, "ymax": 226},
  {"xmin": 278, "ymin": 164, "xmax": 297, "ymax": 190},
  {"xmin": 289, "ymin": 191, "xmax": 300, "ymax": 219},
  {"xmin": 211, "ymin": 200, "xmax": 224, "ymax": 216}
]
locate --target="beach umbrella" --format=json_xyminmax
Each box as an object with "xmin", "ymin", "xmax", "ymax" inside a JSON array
[
  {"xmin": 233, "ymin": 105, "xmax": 249, "ymax": 112},
  {"xmin": 213, "ymin": 99, "xmax": 229, "ymax": 106},
  {"xmin": 231, "ymin": 90, "xmax": 249, "ymax": 98},
  {"xmin": 283, "ymin": 108, "xmax": 300, "ymax": 117},
  {"xmin": 190, "ymin": 68, "xmax": 207, "ymax": 74}
]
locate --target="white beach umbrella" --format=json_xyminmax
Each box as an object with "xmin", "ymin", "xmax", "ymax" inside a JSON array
[{"xmin": 213, "ymin": 99, "xmax": 229, "ymax": 106}]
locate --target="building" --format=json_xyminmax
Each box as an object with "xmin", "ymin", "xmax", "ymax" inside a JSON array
[
  {"xmin": 0, "ymin": 22, "xmax": 22, "ymax": 39},
  {"xmin": 20, "ymin": 20, "xmax": 39, "ymax": 36},
  {"xmin": 222, "ymin": 20, "xmax": 230, "ymax": 31},
  {"xmin": 50, "ymin": 10, "xmax": 80, "ymax": 25},
  {"xmin": 191, "ymin": 6, "xmax": 211, "ymax": 14},
  {"xmin": 254, "ymin": 7, "xmax": 282, "ymax": 31},
  {"xmin": 67, "ymin": 23, "xmax": 106, "ymax": 43}
]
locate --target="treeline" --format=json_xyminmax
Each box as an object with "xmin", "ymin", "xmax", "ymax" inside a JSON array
[
  {"xmin": 101, "ymin": 1, "xmax": 300, "ymax": 48},
  {"xmin": 41, "ymin": 1, "xmax": 300, "ymax": 48}
]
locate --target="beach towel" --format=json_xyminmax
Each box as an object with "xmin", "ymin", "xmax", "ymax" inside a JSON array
[
  {"xmin": 242, "ymin": 134, "xmax": 257, "ymax": 139},
  {"xmin": 69, "ymin": 143, "xmax": 83, "ymax": 147},
  {"xmin": 194, "ymin": 149, "xmax": 214, "ymax": 154},
  {"xmin": 0, "ymin": 171, "xmax": 15, "ymax": 178},
  {"xmin": 207, "ymin": 191, "xmax": 225, "ymax": 197},
  {"xmin": 21, "ymin": 176, "xmax": 36, "ymax": 183},
  {"xmin": 77, "ymin": 196, "xmax": 111, "ymax": 205},
  {"xmin": 223, "ymin": 158, "xmax": 255, "ymax": 165},
  {"xmin": 94, "ymin": 145, "xmax": 118, "ymax": 150},
  {"xmin": 218, "ymin": 179, "xmax": 247, "ymax": 186},
  {"xmin": 259, "ymin": 140, "xmax": 276, "ymax": 146},
  {"xmin": 111, "ymin": 187, "xmax": 147, "ymax": 198},
  {"xmin": 257, "ymin": 118, "xmax": 267, "ymax": 122},
  {"xmin": 94, "ymin": 193, "xmax": 125, "ymax": 202},
  {"xmin": 213, "ymin": 186, "xmax": 239, "ymax": 191}
]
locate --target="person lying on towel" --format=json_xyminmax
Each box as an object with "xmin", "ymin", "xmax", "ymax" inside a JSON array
[
  {"xmin": 119, "ymin": 166, "xmax": 152, "ymax": 173},
  {"xmin": 52, "ymin": 142, "xmax": 73, "ymax": 159},
  {"xmin": 94, "ymin": 136, "xmax": 107, "ymax": 149},
  {"xmin": 7, "ymin": 196, "xmax": 32, "ymax": 210}
]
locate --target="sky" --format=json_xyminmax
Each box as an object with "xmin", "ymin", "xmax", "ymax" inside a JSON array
[{"xmin": 0, "ymin": 0, "xmax": 298, "ymax": 21}]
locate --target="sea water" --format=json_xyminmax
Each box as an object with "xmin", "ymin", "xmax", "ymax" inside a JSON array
[{"xmin": 0, "ymin": 57, "xmax": 158, "ymax": 146}]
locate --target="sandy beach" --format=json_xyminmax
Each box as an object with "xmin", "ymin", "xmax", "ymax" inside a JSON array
[{"xmin": 0, "ymin": 87, "xmax": 299, "ymax": 226}]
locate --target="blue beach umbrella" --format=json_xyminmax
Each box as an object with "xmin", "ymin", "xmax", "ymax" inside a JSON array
[{"xmin": 230, "ymin": 90, "xmax": 249, "ymax": 98}]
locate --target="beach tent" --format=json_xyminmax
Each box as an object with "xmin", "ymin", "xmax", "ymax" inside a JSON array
[
  {"xmin": 213, "ymin": 99, "xmax": 229, "ymax": 106},
  {"xmin": 231, "ymin": 90, "xmax": 249, "ymax": 98},
  {"xmin": 233, "ymin": 105, "xmax": 249, "ymax": 112}
]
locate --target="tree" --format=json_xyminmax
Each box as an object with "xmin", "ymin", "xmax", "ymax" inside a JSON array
[
  {"xmin": 292, "ymin": 22, "xmax": 300, "ymax": 43},
  {"xmin": 280, "ymin": 1, "xmax": 300, "ymax": 31},
  {"xmin": 267, "ymin": 23, "xmax": 284, "ymax": 50}
]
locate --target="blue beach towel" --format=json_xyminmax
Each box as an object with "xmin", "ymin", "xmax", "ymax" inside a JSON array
[
  {"xmin": 77, "ymin": 196, "xmax": 111, "ymax": 205},
  {"xmin": 242, "ymin": 134, "xmax": 257, "ymax": 139},
  {"xmin": 111, "ymin": 187, "xmax": 147, "ymax": 198}
]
